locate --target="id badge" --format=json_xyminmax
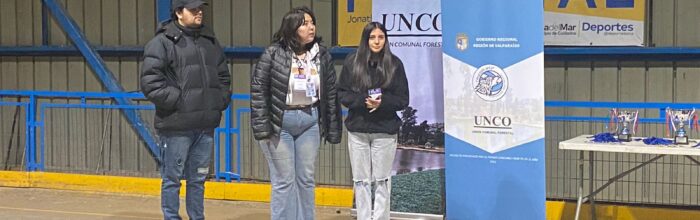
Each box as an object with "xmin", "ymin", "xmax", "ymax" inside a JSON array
[
  {"xmin": 306, "ymin": 81, "xmax": 317, "ymax": 97},
  {"xmin": 293, "ymin": 79, "xmax": 307, "ymax": 91},
  {"xmin": 368, "ymin": 88, "xmax": 382, "ymax": 99}
]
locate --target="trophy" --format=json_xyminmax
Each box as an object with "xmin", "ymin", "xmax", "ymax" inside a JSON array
[
  {"xmin": 666, "ymin": 108, "xmax": 698, "ymax": 144},
  {"xmin": 610, "ymin": 109, "xmax": 639, "ymax": 142}
]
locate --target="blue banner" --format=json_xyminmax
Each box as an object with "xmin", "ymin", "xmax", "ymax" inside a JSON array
[{"xmin": 441, "ymin": 0, "xmax": 545, "ymax": 219}]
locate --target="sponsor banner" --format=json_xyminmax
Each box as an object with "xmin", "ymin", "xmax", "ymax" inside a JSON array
[
  {"xmin": 337, "ymin": 0, "xmax": 372, "ymax": 46},
  {"xmin": 544, "ymin": 0, "xmax": 645, "ymax": 46},
  {"xmin": 442, "ymin": 0, "xmax": 545, "ymax": 219},
  {"xmin": 373, "ymin": 0, "xmax": 445, "ymax": 216}
]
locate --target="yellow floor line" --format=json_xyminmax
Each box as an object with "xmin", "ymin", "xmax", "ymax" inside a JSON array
[
  {"xmin": 545, "ymin": 200, "xmax": 700, "ymax": 220},
  {"xmin": 0, "ymin": 171, "xmax": 30, "ymax": 187},
  {"xmin": 3, "ymin": 171, "xmax": 700, "ymax": 219},
  {"xmin": 0, "ymin": 206, "xmax": 159, "ymax": 219},
  {"xmin": 0, "ymin": 171, "xmax": 353, "ymax": 207}
]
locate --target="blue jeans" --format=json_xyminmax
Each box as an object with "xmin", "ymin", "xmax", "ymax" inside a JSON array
[
  {"xmin": 259, "ymin": 108, "xmax": 320, "ymax": 220},
  {"xmin": 159, "ymin": 130, "xmax": 214, "ymax": 220}
]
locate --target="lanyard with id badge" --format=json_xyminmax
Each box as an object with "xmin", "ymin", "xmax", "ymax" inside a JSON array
[{"xmin": 294, "ymin": 58, "xmax": 316, "ymax": 97}]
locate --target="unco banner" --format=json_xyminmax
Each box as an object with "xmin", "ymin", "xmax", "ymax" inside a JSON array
[
  {"xmin": 373, "ymin": 0, "xmax": 445, "ymax": 216},
  {"xmin": 442, "ymin": 0, "xmax": 545, "ymax": 219},
  {"xmin": 545, "ymin": 0, "xmax": 645, "ymax": 46}
]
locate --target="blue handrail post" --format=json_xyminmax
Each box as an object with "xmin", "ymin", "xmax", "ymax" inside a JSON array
[
  {"xmin": 225, "ymin": 105, "xmax": 232, "ymax": 182},
  {"xmin": 39, "ymin": 104, "xmax": 46, "ymax": 171},
  {"xmin": 224, "ymin": 132, "xmax": 231, "ymax": 181},
  {"xmin": 235, "ymin": 108, "xmax": 245, "ymax": 182},
  {"xmin": 23, "ymin": 101, "xmax": 31, "ymax": 170},
  {"xmin": 233, "ymin": 107, "xmax": 250, "ymax": 182},
  {"xmin": 41, "ymin": 0, "xmax": 160, "ymax": 164},
  {"xmin": 27, "ymin": 95, "xmax": 37, "ymax": 171},
  {"xmin": 214, "ymin": 128, "xmax": 221, "ymax": 181}
]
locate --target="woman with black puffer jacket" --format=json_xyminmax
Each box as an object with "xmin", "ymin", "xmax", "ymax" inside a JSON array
[{"xmin": 250, "ymin": 6, "xmax": 342, "ymax": 220}]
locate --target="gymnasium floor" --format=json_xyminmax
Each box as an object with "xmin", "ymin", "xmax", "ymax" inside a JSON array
[{"xmin": 0, "ymin": 187, "xmax": 351, "ymax": 220}]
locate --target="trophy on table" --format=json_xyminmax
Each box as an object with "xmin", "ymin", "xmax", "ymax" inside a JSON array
[
  {"xmin": 610, "ymin": 109, "xmax": 639, "ymax": 142},
  {"xmin": 666, "ymin": 108, "xmax": 698, "ymax": 144}
]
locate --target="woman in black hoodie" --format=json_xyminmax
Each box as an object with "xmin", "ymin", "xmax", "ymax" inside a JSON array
[{"xmin": 337, "ymin": 22, "xmax": 409, "ymax": 220}]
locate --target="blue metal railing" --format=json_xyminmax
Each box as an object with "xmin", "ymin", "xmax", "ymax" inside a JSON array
[
  {"xmin": 0, "ymin": 90, "xmax": 244, "ymax": 180},
  {"xmin": 0, "ymin": 91, "xmax": 147, "ymax": 171},
  {"xmin": 6, "ymin": 46, "xmax": 700, "ymax": 61},
  {"xmin": 213, "ymin": 94, "xmax": 251, "ymax": 182},
  {"xmin": 36, "ymin": 103, "xmax": 154, "ymax": 171},
  {"xmin": 5, "ymin": 89, "xmax": 700, "ymax": 178},
  {"xmin": 545, "ymin": 101, "xmax": 700, "ymax": 123},
  {"xmin": 0, "ymin": 101, "xmax": 32, "ymax": 170},
  {"xmin": 41, "ymin": 0, "xmax": 159, "ymax": 164},
  {"xmin": 0, "ymin": 46, "xmax": 356, "ymax": 60}
]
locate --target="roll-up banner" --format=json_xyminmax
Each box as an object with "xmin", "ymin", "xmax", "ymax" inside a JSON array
[{"xmin": 442, "ymin": 0, "xmax": 545, "ymax": 219}]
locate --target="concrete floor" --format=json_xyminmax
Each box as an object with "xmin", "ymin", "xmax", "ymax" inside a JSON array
[{"xmin": 0, "ymin": 187, "xmax": 352, "ymax": 220}]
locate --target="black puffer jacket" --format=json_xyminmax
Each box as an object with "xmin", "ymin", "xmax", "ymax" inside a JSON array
[
  {"xmin": 250, "ymin": 43, "xmax": 342, "ymax": 144},
  {"xmin": 140, "ymin": 20, "xmax": 231, "ymax": 131}
]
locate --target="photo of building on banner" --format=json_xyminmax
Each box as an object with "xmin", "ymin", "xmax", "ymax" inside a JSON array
[
  {"xmin": 373, "ymin": 0, "xmax": 445, "ymax": 216},
  {"xmin": 545, "ymin": 0, "xmax": 645, "ymax": 46}
]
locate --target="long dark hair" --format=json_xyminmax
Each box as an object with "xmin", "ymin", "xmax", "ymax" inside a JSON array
[
  {"xmin": 272, "ymin": 6, "xmax": 322, "ymax": 54},
  {"xmin": 350, "ymin": 22, "xmax": 395, "ymax": 92}
]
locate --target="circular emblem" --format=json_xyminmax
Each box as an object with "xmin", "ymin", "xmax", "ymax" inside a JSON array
[{"xmin": 472, "ymin": 65, "xmax": 508, "ymax": 101}]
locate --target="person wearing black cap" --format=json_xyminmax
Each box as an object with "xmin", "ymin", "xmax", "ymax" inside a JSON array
[{"xmin": 140, "ymin": 0, "xmax": 231, "ymax": 219}]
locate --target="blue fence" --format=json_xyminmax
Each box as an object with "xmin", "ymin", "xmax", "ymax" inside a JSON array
[
  {"xmin": 545, "ymin": 101, "xmax": 700, "ymax": 123},
  {"xmin": 213, "ymin": 94, "xmax": 251, "ymax": 182},
  {"xmin": 3, "ymin": 90, "xmax": 700, "ymax": 181},
  {"xmin": 0, "ymin": 90, "xmax": 242, "ymax": 181}
]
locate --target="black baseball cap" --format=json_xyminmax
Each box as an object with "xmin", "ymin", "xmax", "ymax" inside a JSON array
[{"xmin": 172, "ymin": 0, "xmax": 208, "ymax": 10}]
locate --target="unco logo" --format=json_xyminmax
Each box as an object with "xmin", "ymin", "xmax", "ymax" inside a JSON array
[
  {"xmin": 472, "ymin": 65, "xmax": 508, "ymax": 101},
  {"xmin": 474, "ymin": 116, "xmax": 513, "ymax": 129},
  {"xmin": 381, "ymin": 13, "xmax": 442, "ymax": 33}
]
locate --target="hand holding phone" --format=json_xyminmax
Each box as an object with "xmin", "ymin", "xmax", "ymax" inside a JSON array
[
  {"xmin": 367, "ymin": 88, "xmax": 383, "ymax": 112},
  {"xmin": 366, "ymin": 95, "xmax": 381, "ymax": 113}
]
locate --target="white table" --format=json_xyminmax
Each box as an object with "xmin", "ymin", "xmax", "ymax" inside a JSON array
[{"xmin": 558, "ymin": 135, "xmax": 700, "ymax": 220}]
